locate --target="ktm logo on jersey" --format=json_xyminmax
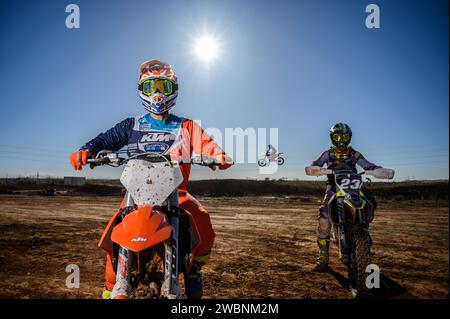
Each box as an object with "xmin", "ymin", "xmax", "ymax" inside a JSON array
[{"xmin": 140, "ymin": 132, "xmax": 176, "ymax": 143}]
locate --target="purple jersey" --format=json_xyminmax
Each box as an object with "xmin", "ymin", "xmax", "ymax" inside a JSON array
[{"xmin": 312, "ymin": 147, "xmax": 380, "ymax": 173}]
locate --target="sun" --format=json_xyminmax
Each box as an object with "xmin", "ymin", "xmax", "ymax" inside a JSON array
[{"xmin": 194, "ymin": 35, "xmax": 220, "ymax": 63}]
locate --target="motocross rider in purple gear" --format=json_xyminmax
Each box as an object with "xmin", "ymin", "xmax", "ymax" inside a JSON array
[{"xmin": 311, "ymin": 123, "xmax": 380, "ymax": 272}]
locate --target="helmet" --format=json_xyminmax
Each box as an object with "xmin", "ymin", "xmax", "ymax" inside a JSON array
[
  {"xmin": 138, "ymin": 59, "xmax": 178, "ymax": 114},
  {"xmin": 329, "ymin": 123, "xmax": 352, "ymax": 148}
]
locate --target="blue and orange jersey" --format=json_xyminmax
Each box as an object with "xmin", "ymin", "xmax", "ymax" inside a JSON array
[{"xmin": 80, "ymin": 113, "xmax": 227, "ymax": 193}]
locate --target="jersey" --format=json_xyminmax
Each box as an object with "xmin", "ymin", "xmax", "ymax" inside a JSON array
[{"xmin": 80, "ymin": 113, "xmax": 226, "ymax": 193}]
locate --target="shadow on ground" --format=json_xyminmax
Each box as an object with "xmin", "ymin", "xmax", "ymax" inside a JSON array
[{"xmin": 327, "ymin": 267, "xmax": 414, "ymax": 299}]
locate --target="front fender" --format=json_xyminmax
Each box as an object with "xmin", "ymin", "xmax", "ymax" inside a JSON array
[{"xmin": 111, "ymin": 206, "xmax": 173, "ymax": 253}]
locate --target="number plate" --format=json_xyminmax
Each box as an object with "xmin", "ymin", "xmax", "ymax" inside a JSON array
[
  {"xmin": 336, "ymin": 174, "xmax": 362, "ymax": 191},
  {"xmin": 120, "ymin": 159, "xmax": 184, "ymax": 206}
]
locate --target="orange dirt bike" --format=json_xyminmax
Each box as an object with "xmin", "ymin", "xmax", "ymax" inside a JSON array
[
  {"xmin": 89, "ymin": 151, "xmax": 230, "ymax": 299},
  {"xmin": 305, "ymin": 164, "xmax": 395, "ymax": 298}
]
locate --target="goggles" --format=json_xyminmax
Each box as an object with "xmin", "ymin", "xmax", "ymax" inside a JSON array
[
  {"xmin": 139, "ymin": 79, "xmax": 176, "ymax": 96},
  {"xmin": 332, "ymin": 133, "xmax": 350, "ymax": 143}
]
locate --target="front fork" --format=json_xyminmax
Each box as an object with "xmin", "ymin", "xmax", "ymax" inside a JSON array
[
  {"xmin": 111, "ymin": 192, "xmax": 135, "ymax": 296},
  {"xmin": 160, "ymin": 189, "xmax": 182, "ymax": 299},
  {"xmin": 335, "ymin": 198, "xmax": 350, "ymax": 260},
  {"xmin": 115, "ymin": 246, "xmax": 133, "ymax": 283},
  {"xmin": 113, "ymin": 191, "xmax": 182, "ymax": 298},
  {"xmin": 334, "ymin": 198, "xmax": 372, "ymax": 260}
]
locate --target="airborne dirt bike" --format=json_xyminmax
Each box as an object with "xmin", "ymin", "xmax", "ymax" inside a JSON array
[
  {"xmin": 90, "ymin": 150, "xmax": 230, "ymax": 299},
  {"xmin": 305, "ymin": 164, "xmax": 394, "ymax": 298},
  {"xmin": 257, "ymin": 152, "xmax": 285, "ymax": 167}
]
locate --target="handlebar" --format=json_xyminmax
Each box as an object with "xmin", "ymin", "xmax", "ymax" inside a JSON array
[
  {"xmin": 305, "ymin": 166, "xmax": 395, "ymax": 180},
  {"xmin": 86, "ymin": 151, "xmax": 233, "ymax": 167},
  {"xmin": 86, "ymin": 150, "xmax": 120, "ymax": 166}
]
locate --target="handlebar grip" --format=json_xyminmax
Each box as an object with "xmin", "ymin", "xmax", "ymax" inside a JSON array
[
  {"xmin": 86, "ymin": 157, "xmax": 111, "ymax": 165},
  {"xmin": 305, "ymin": 166, "xmax": 326, "ymax": 176},
  {"xmin": 190, "ymin": 157, "xmax": 232, "ymax": 166}
]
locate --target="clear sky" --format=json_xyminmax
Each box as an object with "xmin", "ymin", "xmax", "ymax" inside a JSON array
[{"xmin": 0, "ymin": 0, "xmax": 448, "ymax": 181}]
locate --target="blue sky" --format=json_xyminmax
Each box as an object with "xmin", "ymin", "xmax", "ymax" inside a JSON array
[{"xmin": 0, "ymin": 0, "xmax": 448, "ymax": 181}]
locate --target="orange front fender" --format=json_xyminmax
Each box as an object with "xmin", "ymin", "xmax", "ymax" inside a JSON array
[{"xmin": 111, "ymin": 206, "xmax": 172, "ymax": 252}]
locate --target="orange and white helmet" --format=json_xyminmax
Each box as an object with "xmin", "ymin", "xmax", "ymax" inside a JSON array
[{"xmin": 138, "ymin": 59, "xmax": 178, "ymax": 114}]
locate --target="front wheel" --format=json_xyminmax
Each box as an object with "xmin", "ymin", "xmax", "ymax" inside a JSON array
[
  {"xmin": 277, "ymin": 157, "xmax": 285, "ymax": 165},
  {"xmin": 350, "ymin": 227, "xmax": 371, "ymax": 298},
  {"xmin": 129, "ymin": 246, "xmax": 165, "ymax": 299}
]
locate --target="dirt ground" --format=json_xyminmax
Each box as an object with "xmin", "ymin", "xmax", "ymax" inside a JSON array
[{"xmin": 0, "ymin": 194, "xmax": 447, "ymax": 299}]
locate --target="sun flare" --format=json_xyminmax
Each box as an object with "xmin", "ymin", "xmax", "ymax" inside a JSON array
[{"xmin": 194, "ymin": 35, "xmax": 220, "ymax": 63}]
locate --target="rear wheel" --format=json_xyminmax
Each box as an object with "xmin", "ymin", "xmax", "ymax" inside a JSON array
[{"xmin": 350, "ymin": 227, "xmax": 371, "ymax": 298}]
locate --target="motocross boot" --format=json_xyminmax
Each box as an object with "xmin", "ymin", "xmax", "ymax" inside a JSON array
[
  {"xmin": 185, "ymin": 261, "xmax": 204, "ymax": 299},
  {"xmin": 102, "ymin": 289, "xmax": 112, "ymax": 299},
  {"xmin": 111, "ymin": 278, "xmax": 132, "ymax": 299},
  {"xmin": 313, "ymin": 237, "xmax": 330, "ymax": 272}
]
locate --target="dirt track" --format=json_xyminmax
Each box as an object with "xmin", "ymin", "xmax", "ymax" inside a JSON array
[{"xmin": 0, "ymin": 195, "xmax": 448, "ymax": 299}]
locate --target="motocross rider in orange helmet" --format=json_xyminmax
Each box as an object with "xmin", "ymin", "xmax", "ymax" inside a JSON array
[{"xmin": 70, "ymin": 59, "xmax": 231, "ymax": 298}]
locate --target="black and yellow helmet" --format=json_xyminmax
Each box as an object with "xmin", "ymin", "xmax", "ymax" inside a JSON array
[{"xmin": 330, "ymin": 123, "xmax": 352, "ymax": 148}]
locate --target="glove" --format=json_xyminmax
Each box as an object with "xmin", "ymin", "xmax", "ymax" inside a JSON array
[
  {"xmin": 70, "ymin": 150, "xmax": 92, "ymax": 171},
  {"xmin": 210, "ymin": 155, "xmax": 232, "ymax": 171}
]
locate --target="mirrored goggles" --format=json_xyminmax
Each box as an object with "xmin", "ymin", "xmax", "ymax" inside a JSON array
[
  {"xmin": 332, "ymin": 133, "xmax": 350, "ymax": 142},
  {"xmin": 139, "ymin": 79, "xmax": 176, "ymax": 96}
]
